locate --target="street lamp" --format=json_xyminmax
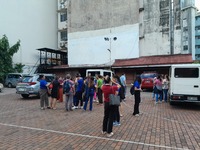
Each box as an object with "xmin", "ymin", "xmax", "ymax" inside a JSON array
[{"xmin": 104, "ymin": 37, "xmax": 117, "ymax": 70}]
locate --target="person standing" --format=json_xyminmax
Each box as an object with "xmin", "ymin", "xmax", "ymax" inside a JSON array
[
  {"xmin": 49, "ymin": 77, "xmax": 60, "ymax": 110},
  {"xmin": 101, "ymin": 76, "xmax": 121, "ymax": 137},
  {"xmin": 57, "ymin": 77, "xmax": 64, "ymax": 102},
  {"xmin": 39, "ymin": 74, "xmax": 50, "ymax": 110},
  {"xmin": 112, "ymin": 75, "xmax": 123, "ymax": 126},
  {"xmin": 120, "ymin": 73, "xmax": 126, "ymax": 99},
  {"xmin": 132, "ymin": 75, "xmax": 142, "ymax": 116},
  {"xmin": 64, "ymin": 74, "xmax": 75, "ymax": 111},
  {"xmin": 154, "ymin": 75, "xmax": 163, "ymax": 104},
  {"xmin": 83, "ymin": 76, "xmax": 95, "ymax": 111},
  {"xmin": 73, "ymin": 73, "xmax": 84, "ymax": 109},
  {"xmin": 97, "ymin": 75, "xmax": 103, "ymax": 105},
  {"xmin": 162, "ymin": 74, "xmax": 170, "ymax": 103}
]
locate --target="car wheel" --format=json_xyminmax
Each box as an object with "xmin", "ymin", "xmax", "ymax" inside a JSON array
[
  {"xmin": 8, "ymin": 83, "xmax": 12, "ymax": 88},
  {"xmin": 21, "ymin": 94, "xmax": 29, "ymax": 98}
]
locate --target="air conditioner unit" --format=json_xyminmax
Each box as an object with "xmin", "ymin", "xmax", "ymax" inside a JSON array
[{"xmin": 60, "ymin": 42, "xmax": 67, "ymax": 47}]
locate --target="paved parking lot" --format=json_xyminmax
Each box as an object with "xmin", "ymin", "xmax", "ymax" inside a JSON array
[{"xmin": 0, "ymin": 88, "xmax": 200, "ymax": 150}]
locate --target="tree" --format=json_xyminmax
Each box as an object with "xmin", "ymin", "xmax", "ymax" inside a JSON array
[
  {"xmin": 14, "ymin": 63, "xmax": 25, "ymax": 73},
  {"xmin": 0, "ymin": 35, "xmax": 21, "ymax": 83}
]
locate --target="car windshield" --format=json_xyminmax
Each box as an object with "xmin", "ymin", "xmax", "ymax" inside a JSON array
[
  {"xmin": 141, "ymin": 73, "xmax": 157, "ymax": 79},
  {"xmin": 22, "ymin": 76, "xmax": 33, "ymax": 82},
  {"xmin": 45, "ymin": 76, "xmax": 54, "ymax": 82}
]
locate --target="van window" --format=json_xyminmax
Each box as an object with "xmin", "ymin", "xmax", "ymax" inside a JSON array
[
  {"xmin": 175, "ymin": 68, "xmax": 199, "ymax": 78},
  {"xmin": 87, "ymin": 71, "xmax": 100, "ymax": 77},
  {"xmin": 103, "ymin": 72, "xmax": 112, "ymax": 77}
]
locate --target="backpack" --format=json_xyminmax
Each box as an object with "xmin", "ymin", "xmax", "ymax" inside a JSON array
[
  {"xmin": 130, "ymin": 85, "xmax": 135, "ymax": 95},
  {"xmin": 63, "ymin": 80, "xmax": 71, "ymax": 93}
]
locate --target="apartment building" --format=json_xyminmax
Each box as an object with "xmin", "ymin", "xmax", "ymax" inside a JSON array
[
  {"xmin": 195, "ymin": 12, "xmax": 200, "ymax": 60},
  {"xmin": 54, "ymin": 0, "xmax": 195, "ymax": 80}
]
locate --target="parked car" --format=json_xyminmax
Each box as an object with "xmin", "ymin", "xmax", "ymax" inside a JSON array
[
  {"xmin": 5, "ymin": 73, "xmax": 28, "ymax": 88},
  {"xmin": 141, "ymin": 72, "xmax": 158, "ymax": 90},
  {"xmin": 0, "ymin": 83, "xmax": 4, "ymax": 92},
  {"xmin": 16, "ymin": 74, "xmax": 55, "ymax": 98}
]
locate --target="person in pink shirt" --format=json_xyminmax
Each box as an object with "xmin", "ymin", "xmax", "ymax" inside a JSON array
[{"xmin": 154, "ymin": 75, "xmax": 163, "ymax": 104}]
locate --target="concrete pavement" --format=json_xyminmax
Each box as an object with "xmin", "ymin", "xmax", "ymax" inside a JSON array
[{"xmin": 0, "ymin": 88, "xmax": 199, "ymax": 150}]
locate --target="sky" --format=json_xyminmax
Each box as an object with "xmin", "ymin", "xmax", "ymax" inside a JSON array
[{"xmin": 196, "ymin": 0, "xmax": 200, "ymax": 10}]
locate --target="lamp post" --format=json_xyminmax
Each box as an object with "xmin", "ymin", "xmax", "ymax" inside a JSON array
[{"xmin": 104, "ymin": 37, "xmax": 117, "ymax": 70}]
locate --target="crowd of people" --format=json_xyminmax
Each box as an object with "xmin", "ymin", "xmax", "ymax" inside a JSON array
[
  {"xmin": 152, "ymin": 74, "xmax": 170, "ymax": 104},
  {"xmin": 38, "ymin": 72, "xmax": 170, "ymax": 138}
]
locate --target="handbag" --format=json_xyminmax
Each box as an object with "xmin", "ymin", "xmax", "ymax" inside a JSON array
[{"xmin": 109, "ymin": 86, "xmax": 120, "ymax": 106}]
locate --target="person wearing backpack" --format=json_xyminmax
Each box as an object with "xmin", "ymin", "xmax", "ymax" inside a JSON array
[
  {"xmin": 83, "ymin": 76, "xmax": 95, "ymax": 111},
  {"xmin": 63, "ymin": 74, "xmax": 75, "ymax": 111},
  {"xmin": 132, "ymin": 75, "xmax": 142, "ymax": 116}
]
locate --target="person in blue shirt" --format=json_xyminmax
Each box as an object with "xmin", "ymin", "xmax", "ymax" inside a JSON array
[
  {"xmin": 73, "ymin": 73, "xmax": 84, "ymax": 109},
  {"xmin": 39, "ymin": 74, "xmax": 50, "ymax": 110},
  {"xmin": 132, "ymin": 75, "xmax": 142, "ymax": 116}
]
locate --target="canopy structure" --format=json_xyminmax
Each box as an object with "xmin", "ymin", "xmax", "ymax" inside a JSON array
[{"xmin": 37, "ymin": 48, "xmax": 67, "ymax": 66}]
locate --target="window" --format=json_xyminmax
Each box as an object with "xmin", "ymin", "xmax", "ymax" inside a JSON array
[
  {"xmin": 60, "ymin": 31, "xmax": 68, "ymax": 41},
  {"xmin": 183, "ymin": 45, "xmax": 188, "ymax": 51},
  {"xmin": 60, "ymin": 12, "xmax": 67, "ymax": 22},
  {"xmin": 195, "ymin": 45, "xmax": 200, "ymax": 49},
  {"xmin": 175, "ymin": 68, "xmax": 199, "ymax": 78},
  {"xmin": 195, "ymin": 36, "xmax": 200, "ymax": 39},
  {"xmin": 103, "ymin": 72, "xmax": 112, "ymax": 77}
]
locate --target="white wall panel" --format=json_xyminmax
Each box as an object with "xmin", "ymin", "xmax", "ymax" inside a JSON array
[
  {"xmin": 0, "ymin": 0, "xmax": 57, "ymax": 68},
  {"xmin": 68, "ymin": 24, "xmax": 139, "ymax": 66}
]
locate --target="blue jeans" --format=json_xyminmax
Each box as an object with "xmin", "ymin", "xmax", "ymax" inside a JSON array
[
  {"xmin": 83, "ymin": 95, "xmax": 94, "ymax": 111},
  {"xmin": 155, "ymin": 90, "xmax": 162, "ymax": 102},
  {"xmin": 163, "ymin": 89, "xmax": 168, "ymax": 102}
]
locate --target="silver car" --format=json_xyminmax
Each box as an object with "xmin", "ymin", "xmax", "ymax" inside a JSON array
[
  {"xmin": 16, "ymin": 74, "xmax": 54, "ymax": 98},
  {"xmin": 0, "ymin": 83, "xmax": 3, "ymax": 92}
]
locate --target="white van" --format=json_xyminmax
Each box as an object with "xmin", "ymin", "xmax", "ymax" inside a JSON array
[
  {"xmin": 169, "ymin": 64, "xmax": 200, "ymax": 105},
  {"xmin": 86, "ymin": 69, "xmax": 113, "ymax": 78}
]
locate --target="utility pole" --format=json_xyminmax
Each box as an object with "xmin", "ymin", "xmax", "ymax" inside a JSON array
[{"xmin": 169, "ymin": 0, "xmax": 174, "ymax": 55}]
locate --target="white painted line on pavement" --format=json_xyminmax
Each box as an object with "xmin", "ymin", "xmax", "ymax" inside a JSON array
[
  {"xmin": 122, "ymin": 97, "xmax": 200, "ymax": 129},
  {"xmin": 0, "ymin": 122, "xmax": 189, "ymax": 150}
]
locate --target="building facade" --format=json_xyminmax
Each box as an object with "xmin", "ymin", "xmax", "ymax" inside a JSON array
[
  {"xmin": 195, "ymin": 12, "xmax": 200, "ymax": 60},
  {"xmin": 0, "ymin": 0, "xmax": 58, "ymax": 74},
  {"xmin": 66, "ymin": 0, "xmax": 195, "ymax": 65}
]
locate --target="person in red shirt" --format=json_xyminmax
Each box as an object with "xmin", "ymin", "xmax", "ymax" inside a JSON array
[{"xmin": 101, "ymin": 75, "xmax": 121, "ymax": 137}]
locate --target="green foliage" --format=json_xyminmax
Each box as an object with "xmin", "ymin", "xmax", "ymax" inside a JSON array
[
  {"xmin": 14, "ymin": 63, "xmax": 25, "ymax": 73},
  {"xmin": 0, "ymin": 35, "xmax": 21, "ymax": 83}
]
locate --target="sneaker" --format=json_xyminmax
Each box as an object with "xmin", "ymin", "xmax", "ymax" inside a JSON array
[
  {"xmin": 116, "ymin": 122, "xmax": 121, "ymax": 126},
  {"xmin": 80, "ymin": 106, "xmax": 83, "ymax": 109},
  {"xmin": 41, "ymin": 107, "xmax": 44, "ymax": 110},
  {"xmin": 72, "ymin": 106, "xmax": 77, "ymax": 109},
  {"xmin": 155, "ymin": 102, "xmax": 158, "ymax": 104},
  {"xmin": 134, "ymin": 114, "xmax": 139, "ymax": 117},
  {"xmin": 46, "ymin": 106, "xmax": 51, "ymax": 109},
  {"xmin": 107, "ymin": 132, "xmax": 114, "ymax": 137},
  {"xmin": 101, "ymin": 131, "xmax": 107, "ymax": 135},
  {"xmin": 113, "ymin": 121, "xmax": 117, "ymax": 126},
  {"xmin": 53, "ymin": 108, "xmax": 56, "ymax": 110}
]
